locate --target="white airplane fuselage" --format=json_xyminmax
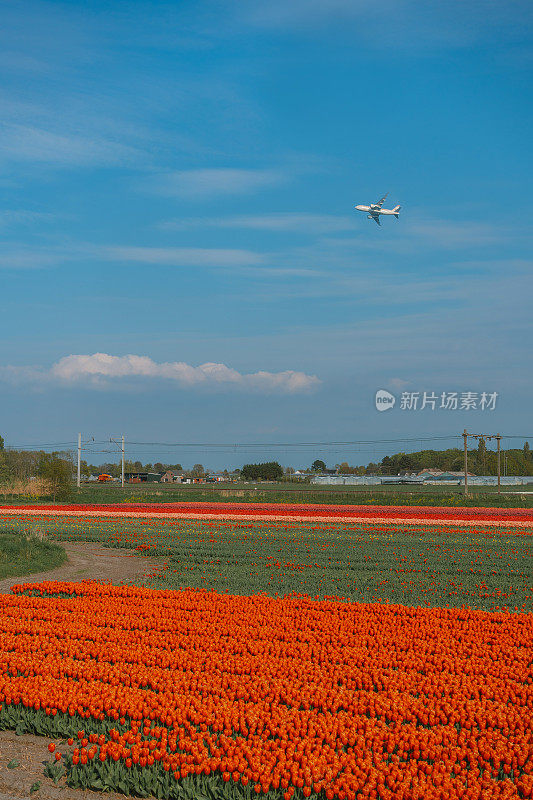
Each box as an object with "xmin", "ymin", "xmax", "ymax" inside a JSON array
[
  {"xmin": 354, "ymin": 194, "xmax": 400, "ymax": 225},
  {"xmin": 355, "ymin": 204, "xmax": 399, "ymax": 217}
]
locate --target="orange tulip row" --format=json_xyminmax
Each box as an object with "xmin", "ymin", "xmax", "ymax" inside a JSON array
[{"xmin": 1, "ymin": 581, "xmax": 532, "ymax": 799}]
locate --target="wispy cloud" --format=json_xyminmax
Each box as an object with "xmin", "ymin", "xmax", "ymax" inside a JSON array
[
  {"xmin": 243, "ymin": 0, "xmax": 368, "ymax": 28},
  {"xmin": 449, "ymin": 258, "xmax": 533, "ymax": 274},
  {"xmin": 159, "ymin": 212, "xmax": 355, "ymax": 234},
  {"xmin": 0, "ymin": 210, "xmax": 59, "ymax": 229},
  {"xmin": 0, "ymin": 51, "xmax": 51, "ymax": 74},
  {"xmin": 0, "ymin": 242, "xmax": 266, "ymax": 271},
  {"xmin": 100, "ymin": 245, "xmax": 264, "ymax": 267},
  {"xmin": 239, "ymin": 0, "xmax": 531, "ymax": 49},
  {"xmin": 158, "ymin": 212, "xmax": 521, "ymax": 268},
  {"xmin": 404, "ymin": 219, "xmax": 505, "ymax": 248},
  {"xmin": 2, "ymin": 213, "xmax": 526, "ymax": 278},
  {"xmin": 144, "ymin": 168, "xmax": 286, "ymax": 198},
  {"xmin": 0, "ymin": 353, "xmax": 321, "ymax": 394},
  {"xmin": 313, "ymin": 214, "xmax": 522, "ymax": 259},
  {"xmin": 0, "ymin": 123, "xmax": 139, "ymax": 167},
  {"xmin": 0, "ymin": 246, "xmax": 66, "ymax": 270}
]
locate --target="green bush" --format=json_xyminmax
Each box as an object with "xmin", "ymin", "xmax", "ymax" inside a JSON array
[
  {"xmin": 37, "ymin": 454, "xmax": 73, "ymax": 501},
  {"xmin": 241, "ymin": 462, "xmax": 283, "ymax": 481},
  {"xmin": 0, "ymin": 528, "xmax": 66, "ymax": 579}
]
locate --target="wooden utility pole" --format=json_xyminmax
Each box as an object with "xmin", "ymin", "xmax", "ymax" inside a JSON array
[
  {"xmin": 110, "ymin": 435, "xmax": 125, "ymax": 488},
  {"xmin": 463, "ymin": 429, "xmax": 468, "ymax": 498},
  {"xmin": 121, "ymin": 435, "xmax": 125, "ymax": 489},
  {"xmin": 77, "ymin": 434, "xmax": 94, "ymax": 489},
  {"xmin": 465, "ymin": 431, "xmax": 502, "ymax": 497},
  {"xmin": 496, "ymin": 434, "xmax": 501, "ymax": 494},
  {"xmin": 77, "ymin": 432, "xmax": 81, "ymax": 489}
]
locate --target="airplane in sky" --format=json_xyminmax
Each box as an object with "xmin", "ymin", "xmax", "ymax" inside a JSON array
[{"xmin": 355, "ymin": 193, "xmax": 401, "ymax": 225}]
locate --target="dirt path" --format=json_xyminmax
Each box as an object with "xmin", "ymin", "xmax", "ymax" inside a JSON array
[
  {"xmin": 0, "ymin": 731, "xmax": 137, "ymax": 800},
  {"xmin": 0, "ymin": 543, "xmax": 162, "ymax": 800},
  {"xmin": 0, "ymin": 541, "xmax": 161, "ymax": 595}
]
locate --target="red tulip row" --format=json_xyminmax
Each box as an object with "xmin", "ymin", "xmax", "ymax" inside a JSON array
[{"xmin": 1, "ymin": 502, "xmax": 532, "ymax": 525}]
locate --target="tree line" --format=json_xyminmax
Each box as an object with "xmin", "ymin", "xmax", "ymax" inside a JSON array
[
  {"xmin": 335, "ymin": 442, "xmax": 533, "ymax": 477},
  {"xmin": 79, "ymin": 461, "xmax": 186, "ymax": 478},
  {"xmin": 79, "ymin": 462, "xmax": 238, "ymax": 479},
  {"xmin": 1, "ymin": 434, "xmax": 532, "ymax": 492},
  {"xmin": 0, "ymin": 437, "xmax": 73, "ymax": 500}
]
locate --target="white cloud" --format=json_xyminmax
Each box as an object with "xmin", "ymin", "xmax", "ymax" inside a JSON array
[
  {"xmin": 450, "ymin": 258, "xmax": 533, "ymax": 274},
  {"xmin": 243, "ymin": 0, "xmax": 368, "ymax": 28},
  {"xmin": 404, "ymin": 220, "xmax": 505, "ymax": 248},
  {"xmin": 0, "ymin": 365, "xmax": 43, "ymax": 383},
  {"xmin": 239, "ymin": 0, "xmax": 530, "ymax": 49},
  {"xmin": 307, "ymin": 214, "xmax": 524, "ymax": 260},
  {"xmin": 100, "ymin": 245, "xmax": 264, "ymax": 267},
  {"xmin": 389, "ymin": 377, "xmax": 410, "ymax": 391},
  {"xmin": 145, "ymin": 168, "xmax": 285, "ymax": 198},
  {"xmin": 0, "ymin": 242, "xmax": 265, "ymax": 270},
  {"xmin": 0, "ymin": 247, "xmax": 64, "ymax": 269},
  {"xmin": 2, "ymin": 353, "xmax": 321, "ymax": 394},
  {"xmin": 0, "ymin": 51, "xmax": 50, "ymax": 74},
  {"xmin": 0, "ymin": 123, "xmax": 139, "ymax": 166},
  {"xmin": 159, "ymin": 212, "xmax": 355, "ymax": 234},
  {"xmin": 0, "ymin": 210, "xmax": 58, "ymax": 229}
]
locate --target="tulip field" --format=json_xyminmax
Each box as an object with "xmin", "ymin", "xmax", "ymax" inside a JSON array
[
  {"xmin": 2, "ymin": 512, "xmax": 532, "ymax": 610},
  {"xmin": 0, "ymin": 507, "xmax": 532, "ymax": 800}
]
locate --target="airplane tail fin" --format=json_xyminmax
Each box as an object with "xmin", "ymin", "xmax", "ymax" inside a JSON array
[{"xmin": 392, "ymin": 204, "xmax": 400, "ymax": 218}]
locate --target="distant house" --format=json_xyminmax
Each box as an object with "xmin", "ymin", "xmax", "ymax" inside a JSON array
[
  {"xmin": 429, "ymin": 470, "xmax": 474, "ymax": 480},
  {"xmin": 292, "ymin": 470, "xmax": 308, "ymax": 480},
  {"xmin": 417, "ymin": 469, "xmax": 444, "ymax": 478},
  {"xmin": 160, "ymin": 471, "xmax": 184, "ymax": 483},
  {"xmin": 419, "ymin": 470, "xmax": 475, "ymax": 484}
]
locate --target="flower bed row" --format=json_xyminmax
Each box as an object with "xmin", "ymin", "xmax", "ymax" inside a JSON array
[
  {"xmin": 3, "ymin": 514, "xmax": 532, "ymax": 611},
  {"xmin": 0, "ymin": 503, "xmax": 533, "ymax": 534},
  {"xmin": 2, "ymin": 502, "xmax": 533, "ymax": 523},
  {"xmin": 1, "ymin": 581, "xmax": 532, "ymax": 799}
]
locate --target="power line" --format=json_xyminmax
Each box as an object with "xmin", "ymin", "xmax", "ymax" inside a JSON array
[
  {"xmin": 126, "ymin": 435, "xmax": 462, "ymax": 448},
  {"xmin": 6, "ymin": 442, "xmax": 76, "ymax": 449},
  {"xmin": 6, "ymin": 433, "xmax": 532, "ymax": 453}
]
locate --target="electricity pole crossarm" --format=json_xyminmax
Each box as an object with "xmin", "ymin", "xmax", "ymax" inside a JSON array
[
  {"xmin": 462, "ymin": 431, "xmax": 503, "ymax": 497},
  {"xmin": 77, "ymin": 434, "xmax": 94, "ymax": 489}
]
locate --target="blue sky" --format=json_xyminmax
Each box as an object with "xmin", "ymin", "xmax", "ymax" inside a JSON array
[{"xmin": 1, "ymin": 0, "xmax": 532, "ymax": 469}]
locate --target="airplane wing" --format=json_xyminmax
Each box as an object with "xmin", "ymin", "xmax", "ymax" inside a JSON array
[
  {"xmin": 374, "ymin": 193, "xmax": 388, "ymax": 208},
  {"xmin": 372, "ymin": 214, "xmax": 381, "ymax": 226}
]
